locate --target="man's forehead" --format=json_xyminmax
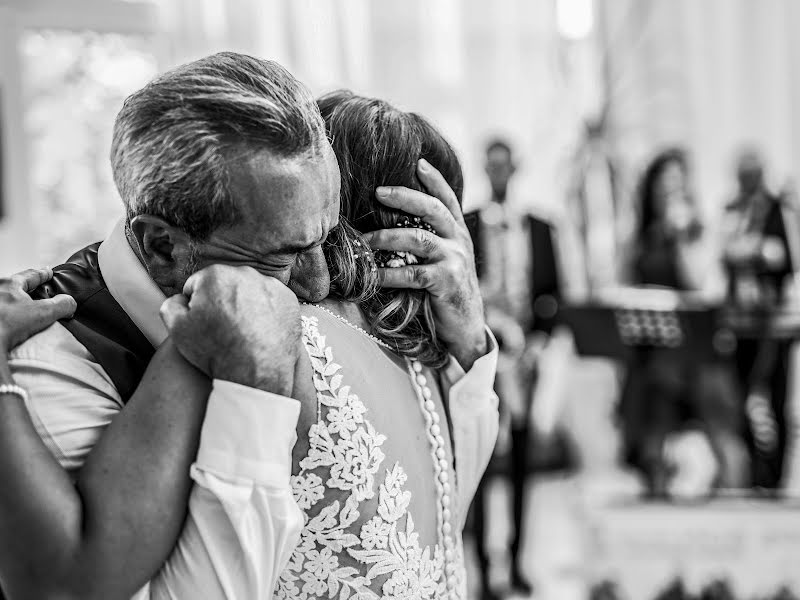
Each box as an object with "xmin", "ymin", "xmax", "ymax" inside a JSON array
[{"xmin": 226, "ymin": 147, "xmax": 339, "ymax": 250}]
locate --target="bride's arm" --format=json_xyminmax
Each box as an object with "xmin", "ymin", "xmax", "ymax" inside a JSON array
[{"xmin": 0, "ymin": 269, "xmax": 212, "ymax": 600}]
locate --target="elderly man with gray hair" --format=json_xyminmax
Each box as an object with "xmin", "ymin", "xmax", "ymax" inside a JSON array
[{"xmin": 0, "ymin": 51, "xmax": 494, "ymax": 600}]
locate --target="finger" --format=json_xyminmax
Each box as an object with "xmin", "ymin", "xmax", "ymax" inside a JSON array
[
  {"xmin": 416, "ymin": 158, "xmax": 465, "ymax": 226},
  {"xmin": 159, "ymin": 294, "xmax": 190, "ymax": 331},
  {"xmin": 362, "ymin": 228, "xmax": 445, "ymax": 259},
  {"xmin": 47, "ymin": 294, "xmax": 77, "ymax": 319},
  {"xmin": 182, "ymin": 269, "xmax": 205, "ymax": 299},
  {"xmin": 373, "ymin": 185, "xmax": 458, "ymax": 238},
  {"xmin": 27, "ymin": 295, "xmax": 77, "ymax": 333},
  {"xmin": 11, "ymin": 267, "xmax": 53, "ymax": 293},
  {"xmin": 376, "ymin": 264, "xmax": 437, "ymax": 291}
]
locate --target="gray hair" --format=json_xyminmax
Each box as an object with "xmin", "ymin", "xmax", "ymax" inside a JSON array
[{"xmin": 111, "ymin": 51, "xmax": 326, "ymax": 240}]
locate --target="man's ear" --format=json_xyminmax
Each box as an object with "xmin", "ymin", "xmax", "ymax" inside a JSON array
[{"xmin": 129, "ymin": 215, "xmax": 193, "ymax": 287}]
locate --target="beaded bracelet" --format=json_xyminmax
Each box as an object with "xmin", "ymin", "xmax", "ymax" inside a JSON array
[{"xmin": 0, "ymin": 384, "xmax": 28, "ymax": 403}]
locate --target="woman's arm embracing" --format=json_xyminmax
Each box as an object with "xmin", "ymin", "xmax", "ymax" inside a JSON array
[{"xmin": 0, "ymin": 268, "xmax": 213, "ymax": 599}]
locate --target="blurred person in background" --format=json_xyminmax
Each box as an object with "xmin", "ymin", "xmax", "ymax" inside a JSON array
[
  {"xmin": 466, "ymin": 139, "xmax": 566, "ymax": 599},
  {"xmin": 724, "ymin": 148, "xmax": 793, "ymax": 308},
  {"xmin": 619, "ymin": 148, "xmax": 749, "ymax": 498},
  {"xmin": 723, "ymin": 148, "xmax": 796, "ymax": 488}
]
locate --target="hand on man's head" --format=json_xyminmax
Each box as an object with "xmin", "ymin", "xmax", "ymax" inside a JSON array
[
  {"xmin": 160, "ymin": 264, "xmax": 301, "ymax": 396},
  {"xmin": 363, "ymin": 159, "xmax": 488, "ymax": 370},
  {"xmin": 0, "ymin": 268, "xmax": 77, "ymax": 354}
]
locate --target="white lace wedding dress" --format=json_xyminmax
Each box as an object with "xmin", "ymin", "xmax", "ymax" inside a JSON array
[{"xmin": 274, "ymin": 302, "xmax": 494, "ymax": 600}]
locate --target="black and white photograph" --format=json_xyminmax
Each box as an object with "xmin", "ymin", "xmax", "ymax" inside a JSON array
[{"xmin": 1, "ymin": 1, "xmax": 800, "ymax": 599}]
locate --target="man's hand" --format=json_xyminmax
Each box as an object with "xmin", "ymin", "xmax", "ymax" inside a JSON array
[
  {"xmin": 363, "ymin": 158, "xmax": 488, "ymax": 370},
  {"xmin": 0, "ymin": 268, "xmax": 76, "ymax": 354},
  {"xmin": 160, "ymin": 265, "xmax": 301, "ymax": 396}
]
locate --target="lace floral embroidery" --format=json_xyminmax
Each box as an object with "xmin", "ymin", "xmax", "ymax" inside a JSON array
[{"xmin": 274, "ymin": 316, "xmax": 446, "ymax": 600}]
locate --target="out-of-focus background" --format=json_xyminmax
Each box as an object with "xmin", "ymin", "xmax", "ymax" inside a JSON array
[{"xmin": 3, "ymin": 1, "xmax": 800, "ymax": 599}]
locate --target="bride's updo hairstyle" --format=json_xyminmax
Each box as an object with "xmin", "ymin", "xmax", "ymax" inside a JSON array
[{"xmin": 319, "ymin": 90, "xmax": 464, "ymax": 368}]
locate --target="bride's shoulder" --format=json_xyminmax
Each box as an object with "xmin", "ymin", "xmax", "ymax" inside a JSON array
[
  {"xmin": 296, "ymin": 302, "xmax": 353, "ymax": 364},
  {"xmin": 298, "ymin": 303, "xmax": 335, "ymax": 341},
  {"xmin": 299, "ymin": 301, "xmax": 334, "ymax": 324},
  {"xmin": 298, "ymin": 300, "xmax": 357, "ymax": 335}
]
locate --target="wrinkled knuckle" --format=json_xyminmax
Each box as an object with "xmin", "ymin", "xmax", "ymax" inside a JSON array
[
  {"xmin": 412, "ymin": 228, "xmax": 427, "ymax": 247},
  {"xmin": 188, "ymin": 271, "xmax": 208, "ymax": 289},
  {"xmin": 413, "ymin": 268, "xmax": 430, "ymax": 287},
  {"xmin": 421, "ymin": 232, "xmax": 439, "ymax": 254},
  {"xmin": 163, "ymin": 313, "xmax": 181, "ymax": 334}
]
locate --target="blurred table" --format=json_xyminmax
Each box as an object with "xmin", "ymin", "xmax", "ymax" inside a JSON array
[
  {"xmin": 721, "ymin": 305, "xmax": 800, "ymax": 340},
  {"xmin": 561, "ymin": 288, "xmax": 723, "ymax": 362},
  {"xmin": 562, "ymin": 287, "xmax": 800, "ymax": 360}
]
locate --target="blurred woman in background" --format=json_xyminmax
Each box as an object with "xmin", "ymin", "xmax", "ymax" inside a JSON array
[
  {"xmin": 619, "ymin": 148, "xmax": 749, "ymax": 498},
  {"xmin": 631, "ymin": 148, "xmax": 706, "ymax": 290}
]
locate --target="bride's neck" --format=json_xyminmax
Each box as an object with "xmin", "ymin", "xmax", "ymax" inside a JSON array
[{"xmin": 312, "ymin": 297, "xmax": 370, "ymax": 330}]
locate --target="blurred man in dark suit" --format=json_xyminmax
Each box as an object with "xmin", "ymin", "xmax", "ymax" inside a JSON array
[
  {"xmin": 465, "ymin": 139, "xmax": 563, "ymax": 599},
  {"xmin": 723, "ymin": 148, "xmax": 796, "ymax": 488}
]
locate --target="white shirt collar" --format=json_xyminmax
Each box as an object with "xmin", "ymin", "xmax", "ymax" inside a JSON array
[{"xmin": 97, "ymin": 218, "xmax": 168, "ymax": 347}]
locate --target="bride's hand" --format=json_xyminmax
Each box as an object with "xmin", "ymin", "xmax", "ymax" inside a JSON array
[
  {"xmin": 363, "ymin": 159, "xmax": 488, "ymax": 370},
  {"xmin": 0, "ymin": 268, "xmax": 77, "ymax": 354}
]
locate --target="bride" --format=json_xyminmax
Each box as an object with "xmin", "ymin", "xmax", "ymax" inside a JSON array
[
  {"xmin": 280, "ymin": 91, "xmax": 497, "ymax": 599},
  {"xmin": 150, "ymin": 91, "xmax": 499, "ymax": 599}
]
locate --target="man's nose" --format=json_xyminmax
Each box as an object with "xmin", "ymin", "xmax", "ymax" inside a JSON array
[{"xmin": 288, "ymin": 246, "xmax": 330, "ymax": 303}]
